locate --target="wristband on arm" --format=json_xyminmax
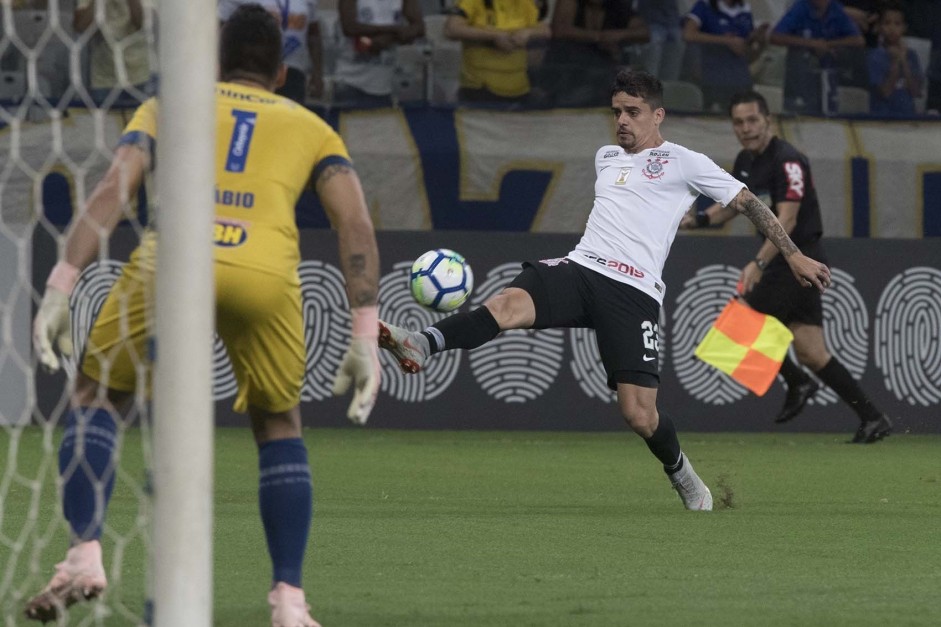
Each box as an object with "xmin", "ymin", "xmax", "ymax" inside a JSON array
[
  {"xmin": 695, "ymin": 212, "xmax": 711, "ymax": 228},
  {"xmin": 351, "ymin": 305, "xmax": 379, "ymax": 339},
  {"xmin": 47, "ymin": 261, "xmax": 81, "ymax": 296}
]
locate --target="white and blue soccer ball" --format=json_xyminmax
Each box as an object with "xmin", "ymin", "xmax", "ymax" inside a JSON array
[{"xmin": 409, "ymin": 249, "xmax": 474, "ymax": 312}]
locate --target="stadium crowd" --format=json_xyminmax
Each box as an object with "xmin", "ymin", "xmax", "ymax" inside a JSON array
[{"xmin": 2, "ymin": 0, "xmax": 940, "ymax": 117}]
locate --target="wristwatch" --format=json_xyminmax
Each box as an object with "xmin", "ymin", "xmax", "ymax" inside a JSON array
[{"xmin": 754, "ymin": 257, "xmax": 768, "ymax": 271}]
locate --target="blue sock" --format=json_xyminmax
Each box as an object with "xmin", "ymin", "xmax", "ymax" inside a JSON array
[
  {"xmin": 258, "ymin": 438, "xmax": 312, "ymax": 588},
  {"xmin": 59, "ymin": 408, "xmax": 118, "ymax": 541}
]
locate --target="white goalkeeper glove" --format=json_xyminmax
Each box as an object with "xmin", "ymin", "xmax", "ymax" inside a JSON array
[
  {"xmin": 33, "ymin": 262, "xmax": 80, "ymax": 373},
  {"xmin": 332, "ymin": 306, "xmax": 381, "ymax": 426}
]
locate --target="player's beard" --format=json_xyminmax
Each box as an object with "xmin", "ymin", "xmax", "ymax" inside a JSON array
[{"xmin": 617, "ymin": 129, "xmax": 636, "ymax": 152}]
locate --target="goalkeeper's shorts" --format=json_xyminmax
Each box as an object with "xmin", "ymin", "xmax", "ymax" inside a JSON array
[{"xmin": 81, "ymin": 241, "xmax": 304, "ymax": 414}]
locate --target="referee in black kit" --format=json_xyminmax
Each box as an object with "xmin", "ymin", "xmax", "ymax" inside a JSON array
[{"xmin": 682, "ymin": 90, "xmax": 892, "ymax": 444}]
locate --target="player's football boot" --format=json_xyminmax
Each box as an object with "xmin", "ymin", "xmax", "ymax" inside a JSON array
[
  {"xmin": 668, "ymin": 454, "xmax": 713, "ymax": 511},
  {"xmin": 268, "ymin": 582, "xmax": 322, "ymax": 627},
  {"xmin": 850, "ymin": 414, "xmax": 893, "ymax": 444},
  {"xmin": 774, "ymin": 378, "xmax": 820, "ymax": 423},
  {"xmin": 377, "ymin": 320, "xmax": 428, "ymax": 374},
  {"xmin": 24, "ymin": 540, "xmax": 108, "ymax": 622}
]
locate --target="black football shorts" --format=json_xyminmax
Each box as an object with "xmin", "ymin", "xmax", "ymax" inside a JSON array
[{"xmin": 509, "ymin": 258, "xmax": 661, "ymax": 389}]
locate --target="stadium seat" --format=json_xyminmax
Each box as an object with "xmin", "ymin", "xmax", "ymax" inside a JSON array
[
  {"xmin": 903, "ymin": 36, "xmax": 932, "ymax": 113},
  {"xmin": 754, "ymin": 84, "xmax": 783, "ymax": 114},
  {"xmin": 315, "ymin": 9, "xmax": 340, "ymax": 105},
  {"xmin": 423, "ymin": 15, "xmax": 461, "ymax": 104},
  {"xmin": 0, "ymin": 70, "xmax": 26, "ymax": 103},
  {"xmin": 661, "ymin": 80, "xmax": 703, "ymax": 112},
  {"xmin": 423, "ymin": 13, "xmax": 449, "ymax": 45},
  {"xmin": 751, "ymin": 46, "xmax": 787, "ymax": 88},
  {"xmin": 749, "ymin": 0, "xmax": 788, "ymax": 29},
  {"xmin": 837, "ymin": 86, "xmax": 870, "ymax": 114},
  {"xmin": 394, "ymin": 43, "xmax": 431, "ymax": 103}
]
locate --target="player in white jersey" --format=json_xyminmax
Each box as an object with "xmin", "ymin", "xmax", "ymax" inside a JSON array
[{"xmin": 377, "ymin": 69, "xmax": 831, "ymax": 512}]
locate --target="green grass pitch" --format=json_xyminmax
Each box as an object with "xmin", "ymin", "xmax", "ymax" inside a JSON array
[{"xmin": 2, "ymin": 428, "xmax": 939, "ymax": 626}]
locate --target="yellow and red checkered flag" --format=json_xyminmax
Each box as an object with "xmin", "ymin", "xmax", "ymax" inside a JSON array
[{"xmin": 694, "ymin": 298, "xmax": 794, "ymax": 396}]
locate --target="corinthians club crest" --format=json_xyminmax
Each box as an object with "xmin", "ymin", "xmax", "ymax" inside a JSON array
[{"xmin": 642, "ymin": 157, "xmax": 669, "ymax": 180}]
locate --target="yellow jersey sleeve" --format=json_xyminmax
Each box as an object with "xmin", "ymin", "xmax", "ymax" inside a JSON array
[{"xmin": 117, "ymin": 97, "xmax": 158, "ymax": 163}]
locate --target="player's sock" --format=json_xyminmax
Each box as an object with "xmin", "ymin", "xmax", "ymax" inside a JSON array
[
  {"xmin": 814, "ymin": 357, "xmax": 881, "ymax": 422},
  {"xmin": 778, "ymin": 355, "xmax": 810, "ymax": 388},
  {"xmin": 643, "ymin": 413, "xmax": 683, "ymax": 474},
  {"xmin": 421, "ymin": 306, "xmax": 500, "ymax": 354},
  {"xmin": 258, "ymin": 438, "xmax": 312, "ymax": 588},
  {"xmin": 59, "ymin": 408, "xmax": 117, "ymax": 541}
]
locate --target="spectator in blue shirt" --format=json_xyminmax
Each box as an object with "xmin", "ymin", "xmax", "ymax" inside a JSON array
[
  {"xmin": 682, "ymin": 0, "xmax": 768, "ymax": 112},
  {"xmin": 770, "ymin": 0, "xmax": 865, "ymax": 114},
  {"xmin": 868, "ymin": 2, "xmax": 923, "ymax": 116}
]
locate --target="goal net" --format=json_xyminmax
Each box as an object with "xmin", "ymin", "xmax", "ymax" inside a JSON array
[{"xmin": 0, "ymin": 1, "xmax": 214, "ymax": 624}]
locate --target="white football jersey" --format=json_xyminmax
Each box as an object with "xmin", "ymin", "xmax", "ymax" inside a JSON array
[{"xmin": 569, "ymin": 142, "xmax": 745, "ymax": 304}]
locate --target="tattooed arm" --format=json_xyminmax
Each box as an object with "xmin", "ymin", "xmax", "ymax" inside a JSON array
[
  {"xmin": 315, "ymin": 163, "xmax": 379, "ymax": 307},
  {"xmin": 316, "ymin": 161, "xmax": 382, "ymax": 425},
  {"xmin": 726, "ymin": 187, "xmax": 831, "ymax": 293}
]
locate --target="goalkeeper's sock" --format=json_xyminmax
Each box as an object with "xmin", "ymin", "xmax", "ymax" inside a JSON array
[
  {"xmin": 814, "ymin": 357, "xmax": 881, "ymax": 422},
  {"xmin": 421, "ymin": 306, "xmax": 500, "ymax": 354},
  {"xmin": 258, "ymin": 438, "xmax": 312, "ymax": 588},
  {"xmin": 59, "ymin": 408, "xmax": 117, "ymax": 541},
  {"xmin": 642, "ymin": 413, "xmax": 683, "ymax": 473},
  {"xmin": 779, "ymin": 355, "xmax": 810, "ymax": 388}
]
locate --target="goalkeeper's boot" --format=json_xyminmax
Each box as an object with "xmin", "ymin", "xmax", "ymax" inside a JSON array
[
  {"xmin": 774, "ymin": 378, "xmax": 819, "ymax": 423},
  {"xmin": 25, "ymin": 540, "xmax": 108, "ymax": 622},
  {"xmin": 378, "ymin": 320, "xmax": 428, "ymax": 374},
  {"xmin": 668, "ymin": 454, "xmax": 713, "ymax": 511},
  {"xmin": 850, "ymin": 414, "xmax": 893, "ymax": 444},
  {"xmin": 268, "ymin": 582, "xmax": 322, "ymax": 627}
]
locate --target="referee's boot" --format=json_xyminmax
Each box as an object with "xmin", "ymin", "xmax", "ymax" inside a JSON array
[
  {"xmin": 378, "ymin": 320, "xmax": 428, "ymax": 374},
  {"xmin": 774, "ymin": 379, "xmax": 820, "ymax": 424},
  {"xmin": 850, "ymin": 414, "xmax": 893, "ymax": 444},
  {"xmin": 24, "ymin": 540, "xmax": 108, "ymax": 622}
]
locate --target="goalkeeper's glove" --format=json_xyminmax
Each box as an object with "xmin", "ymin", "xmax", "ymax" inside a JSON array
[
  {"xmin": 332, "ymin": 306, "xmax": 380, "ymax": 426},
  {"xmin": 33, "ymin": 262, "xmax": 80, "ymax": 373}
]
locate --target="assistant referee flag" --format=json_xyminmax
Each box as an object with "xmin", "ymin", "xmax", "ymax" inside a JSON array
[{"xmin": 694, "ymin": 298, "xmax": 794, "ymax": 396}]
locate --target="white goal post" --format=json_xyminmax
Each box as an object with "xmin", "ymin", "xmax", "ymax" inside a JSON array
[{"xmin": 151, "ymin": 0, "xmax": 216, "ymax": 625}]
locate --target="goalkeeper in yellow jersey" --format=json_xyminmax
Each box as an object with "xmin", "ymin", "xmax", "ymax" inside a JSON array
[{"xmin": 26, "ymin": 5, "xmax": 380, "ymax": 625}]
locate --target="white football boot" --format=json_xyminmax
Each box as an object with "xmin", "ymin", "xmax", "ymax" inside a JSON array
[
  {"xmin": 669, "ymin": 454, "xmax": 713, "ymax": 511},
  {"xmin": 377, "ymin": 320, "xmax": 429, "ymax": 374}
]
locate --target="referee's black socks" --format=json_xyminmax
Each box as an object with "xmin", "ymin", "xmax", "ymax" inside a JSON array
[
  {"xmin": 815, "ymin": 357, "xmax": 882, "ymax": 422},
  {"xmin": 422, "ymin": 306, "xmax": 501, "ymax": 354}
]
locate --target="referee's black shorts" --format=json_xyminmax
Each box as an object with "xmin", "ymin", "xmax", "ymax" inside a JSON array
[
  {"xmin": 509, "ymin": 258, "xmax": 661, "ymax": 390},
  {"xmin": 746, "ymin": 266, "xmax": 823, "ymax": 326}
]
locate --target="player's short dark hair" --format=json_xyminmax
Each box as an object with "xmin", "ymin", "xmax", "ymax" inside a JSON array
[
  {"xmin": 610, "ymin": 69, "xmax": 663, "ymax": 111},
  {"xmin": 220, "ymin": 4, "xmax": 282, "ymax": 83},
  {"xmin": 728, "ymin": 90, "xmax": 770, "ymax": 117}
]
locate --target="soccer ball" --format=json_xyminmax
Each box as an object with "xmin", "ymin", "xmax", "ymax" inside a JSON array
[{"xmin": 409, "ymin": 249, "xmax": 474, "ymax": 312}]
